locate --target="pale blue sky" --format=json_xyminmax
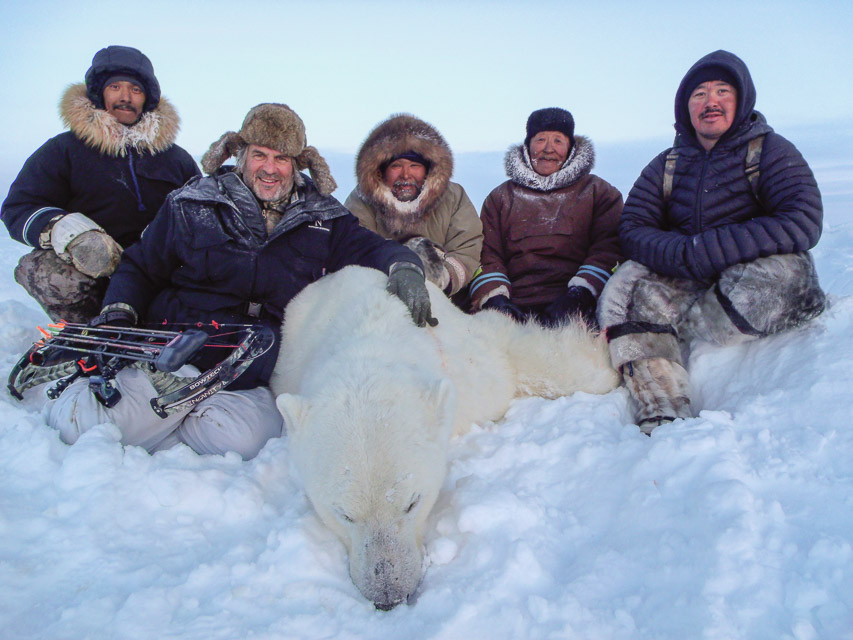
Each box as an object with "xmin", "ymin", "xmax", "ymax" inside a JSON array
[{"xmin": 1, "ymin": 0, "xmax": 851, "ymax": 168}]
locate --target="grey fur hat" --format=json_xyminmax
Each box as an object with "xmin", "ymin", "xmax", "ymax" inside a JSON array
[{"xmin": 201, "ymin": 103, "xmax": 336, "ymax": 195}]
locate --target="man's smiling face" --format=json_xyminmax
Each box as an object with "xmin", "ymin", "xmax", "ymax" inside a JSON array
[
  {"xmin": 242, "ymin": 144, "xmax": 295, "ymax": 203},
  {"xmin": 688, "ymin": 80, "xmax": 738, "ymax": 150},
  {"xmin": 103, "ymin": 80, "xmax": 146, "ymax": 125}
]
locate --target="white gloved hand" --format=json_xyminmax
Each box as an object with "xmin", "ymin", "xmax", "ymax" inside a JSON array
[{"xmin": 50, "ymin": 212, "xmax": 123, "ymax": 278}]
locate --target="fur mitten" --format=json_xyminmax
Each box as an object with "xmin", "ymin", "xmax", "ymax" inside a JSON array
[
  {"xmin": 404, "ymin": 237, "xmax": 450, "ymax": 291},
  {"xmin": 51, "ymin": 213, "xmax": 122, "ymax": 278}
]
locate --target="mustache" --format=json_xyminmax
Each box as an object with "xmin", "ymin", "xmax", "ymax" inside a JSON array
[
  {"xmin": 700, "ymin": 107, "xmax": 725, "ymax": 118},
  {"xmin": 532, "ymin": 154, "xmax": 562, "ymax": 163},
  {"xmin": 112, "ymin": 103, "xmax": 139, "ymax": 112},
  {"xmin": 393, "ymin": 180, "xmax": 419, "ymax": 188}
]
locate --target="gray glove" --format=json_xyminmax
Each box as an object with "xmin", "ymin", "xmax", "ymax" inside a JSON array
[
  {"xmin": 387, "ymin": 263, "xmax": 438, "ymax": 328},
  {"xmin": 51, "ymin": 212, "xmax": 123, "ymax": 279}
]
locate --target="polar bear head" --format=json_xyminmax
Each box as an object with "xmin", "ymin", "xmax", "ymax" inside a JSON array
[{"xmin": 276, "ymin": 376, "xmax": 455, "ymax": 610}]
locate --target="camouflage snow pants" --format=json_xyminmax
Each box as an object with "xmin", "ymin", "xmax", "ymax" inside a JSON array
[
  {"xmin": 14, "ymin": 249, "xmax": 108, "ymax": 323},
  {"xmin": 597, "ymin": 252, "xmax": 826, "ymax": 430}
]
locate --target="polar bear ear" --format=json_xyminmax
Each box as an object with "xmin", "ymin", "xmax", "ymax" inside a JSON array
[
  {"xmin": 431, "ymin": 378, "xmax": 456, "ymax": 440},
  {"xmin": 275, "ymin": 393, "xmax": 310, "ymax": 433}
]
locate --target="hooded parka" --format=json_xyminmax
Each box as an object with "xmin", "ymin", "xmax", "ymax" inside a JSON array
[
  {"xmin": 2, "ymin": 83, "xmax": 198, "ymax": 249},
  {"xmin": 344, "ymin": 114, "xmax": 482, "ymax": 295}
]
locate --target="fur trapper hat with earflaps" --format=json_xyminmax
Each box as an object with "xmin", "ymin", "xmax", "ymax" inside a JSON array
[{"xmin": 201, "ymin": 103, "xmax": 337, "ymax": 196}]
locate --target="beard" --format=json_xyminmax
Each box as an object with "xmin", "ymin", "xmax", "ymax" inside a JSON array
[
  {"xmin": 245, "ymin": 169, "xmax": 294, "ymax": 204},
  {"xmin": 391, "ymin": 180, "xmax": 422, "ymax": 203}
]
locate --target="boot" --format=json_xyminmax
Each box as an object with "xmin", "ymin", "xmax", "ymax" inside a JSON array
[{"xmin": 623, "ymin": 357, "xmax": 692, "ymax": 435}]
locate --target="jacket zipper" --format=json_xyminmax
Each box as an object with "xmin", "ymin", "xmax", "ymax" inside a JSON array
[
  {"xmin": 694, "ymin": 150, "xmax": 711, "ymax": 233},
  {"xmin": 127, "ymin": 150, "xmax": 147, "ymax": 212}
]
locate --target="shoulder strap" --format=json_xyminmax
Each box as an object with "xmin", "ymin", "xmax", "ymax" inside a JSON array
[
  {"xmin": 744, "ymin": 134, "xmax": 765, "ymax": 198},
  {"xmin": 661, "ymin": 133, "xmax": 766, "ymax": 203},
  {"xmin": 662, "ymin": 149, "xmax": 679, "ymax": 203}
]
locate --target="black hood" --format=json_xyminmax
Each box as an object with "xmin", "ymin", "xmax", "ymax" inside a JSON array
[
  {"xmin": 674, "ymin": 50, "xmax": 757, "ymax": 145},
  {"xmin": 84, "ymin": 45, "xmax": 161, "ymax": 113}
]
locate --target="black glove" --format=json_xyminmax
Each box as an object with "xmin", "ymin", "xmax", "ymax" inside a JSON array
[
  {"xmin": 387, "ymin": 264, "xmax": 438, "ymax": 328},
  {"xmin": 481, "ymin": 295, "xmax": 526, "ymax": 322},
  {"xmin": 541, "ymin": 286, "xmax": 598, "ymax": 328},
  {"xmin": 88, "ymin": 306, "xmax": 136, "ymax": 328}
]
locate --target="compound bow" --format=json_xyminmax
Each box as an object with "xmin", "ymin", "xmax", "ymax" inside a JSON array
[{"xmin": 7, "ymin": 321, "xmax": 275, "ymax": 418}]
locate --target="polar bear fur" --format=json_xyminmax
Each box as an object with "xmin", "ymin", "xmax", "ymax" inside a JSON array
[{"xmin": 270, "ymin": 266, "xmax": 618, "ymax": 609}]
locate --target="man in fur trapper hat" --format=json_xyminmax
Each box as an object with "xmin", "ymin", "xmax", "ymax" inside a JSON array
[
  {"xmin": 597, "ymin": 50, "xmax": 825, "ymax": 434},
  {"xmin": 1, "ymin": 45, "xmax": 199, "ymax": 323},
  {"xmin": 41, "ymin": 102, "xmax": 434, "ymax": 460},
  {"xmin": 470, "ymin": 107, "xmax": 623, "ymax": 328},
  {"xmin": 345, "ymin": 114, "xmax": 483, "ymax": 299}
]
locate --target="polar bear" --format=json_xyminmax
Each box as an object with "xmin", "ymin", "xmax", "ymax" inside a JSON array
[{"xmin": 270, "ymin": 266, "xmax": 618, "ymax": 610}]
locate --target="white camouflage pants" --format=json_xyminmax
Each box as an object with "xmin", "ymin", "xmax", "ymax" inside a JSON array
[
  {"xmin": 44, "ymin": 366, "xmax": 283, "ymax": 459},
  {"xmin": 598, "ymin": 253, "xmax": 825, "ymax": 427}
]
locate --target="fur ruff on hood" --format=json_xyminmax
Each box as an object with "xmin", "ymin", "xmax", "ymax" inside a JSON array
[
  {"xmin": 354, "ymin": 114, "xmax": 453, "ymax": 238},
  {"xmin": 504, "ymin": 135, "xmax": 595, "ymax": 192},
  {"xmin": 59, "ymin": 83, "xmax": 180, "ymax": 157}
]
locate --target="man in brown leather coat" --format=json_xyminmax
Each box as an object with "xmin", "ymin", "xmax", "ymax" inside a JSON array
[{"xmin": 470, "ymin": 107, "xmax": 623, "ymax": 327}]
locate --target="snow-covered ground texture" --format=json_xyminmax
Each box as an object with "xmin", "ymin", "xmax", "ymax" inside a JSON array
[{"xmin": 1, "ymin": 129, "xmax": 852, "ymax": 639}]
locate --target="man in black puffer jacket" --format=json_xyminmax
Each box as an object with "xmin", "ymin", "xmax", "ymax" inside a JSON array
[
  {"xmin": 44, "ymin": 103, "xmax": 433, "ymax": 460},
  {"xmin": 598, "ymin": 50, "xmax": 825, "ymax": 434}
]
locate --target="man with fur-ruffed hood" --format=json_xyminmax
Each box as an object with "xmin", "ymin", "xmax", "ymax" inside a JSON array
[
  {"xmin": 1, "ymin": 45, "xmax": 199, "ymax": 323},
  {"xmin": 42, "ymin": 102, "xmax": 433, "ymax": 461},
  {"xmin": 470, "ymin": 107, "xmax": 623, "ymax": 327},
  {"xmin": 344, "ymin": 114, "xmax": 483, "ymax": 298}
]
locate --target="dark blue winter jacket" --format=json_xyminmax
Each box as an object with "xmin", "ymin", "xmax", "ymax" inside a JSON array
[
  {"xmin": 620, "ymin": 50, "xmax": 822, "ymax": 281},
  {"xmin": 2, "ymin": 131, "xmax": 198, "ymax": 248},
  {"xmin": 1, "ymin": 82, "xmax": 199, "ymax": 248},
  {"xmin": 103, "ymin": 168, "xmax": 422, "ymax": 389}
]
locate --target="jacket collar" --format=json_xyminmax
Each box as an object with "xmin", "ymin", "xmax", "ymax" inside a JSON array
[
  {"xmin": 179, "ymin": 168, "xmax": 349, "ymax": 239},
  {"xmin": 504, "ymin": 135, "xmax": 595, "ymax": 192}
]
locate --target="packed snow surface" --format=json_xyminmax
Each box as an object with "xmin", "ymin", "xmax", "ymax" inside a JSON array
[{"xmin": 1, "ymin": 138, "xmax": 851, "ymax": 639}]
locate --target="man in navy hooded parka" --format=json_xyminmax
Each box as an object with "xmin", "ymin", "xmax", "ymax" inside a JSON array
[
  {"xmin": 1, "ymin": 46, "xmax": 199, "ymax": 322},
  {"xmin": 597, "ymin": 50, "xmax": 825, "ymax": 434}
]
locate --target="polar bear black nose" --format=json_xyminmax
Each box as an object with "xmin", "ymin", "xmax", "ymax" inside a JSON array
[{"xmin": 371, "ymin": 560, "xmax": 408, "ymax": 610}]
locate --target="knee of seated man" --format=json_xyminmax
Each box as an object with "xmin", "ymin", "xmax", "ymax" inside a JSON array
[
  {"xmin": 719, "ymin": 253, "xmax": 825, "ymax": 335},
  {"xmin": 178, "ymin": 387, "xmax": 283, "ymax": 459}
]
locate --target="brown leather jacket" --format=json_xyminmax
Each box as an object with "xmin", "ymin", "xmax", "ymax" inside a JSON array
[{"xmin": 471, "ymin": 136, "xmax": 623, "ymax": 308}]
